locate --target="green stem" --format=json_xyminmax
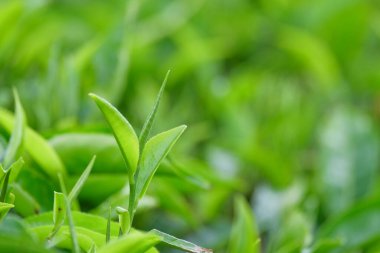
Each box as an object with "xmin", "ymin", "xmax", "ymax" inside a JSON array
[
  {"xmin": 128, "ymin": 176, "xmax": 136, "ymax": 227},
  {"xmin": 58, "ymin": 174, "xmax": 80, "ymax": 253}
]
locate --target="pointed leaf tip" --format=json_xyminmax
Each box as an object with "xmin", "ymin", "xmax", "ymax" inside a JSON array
[
  {"xmin": 89, "ymin": 93, "xmax": 139, "ymax": 176},
  {"xmin": 136, "ymin": 124, "xmax": 187, "ymax": 200}
]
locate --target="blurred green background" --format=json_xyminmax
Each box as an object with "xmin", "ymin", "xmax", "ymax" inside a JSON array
[{"xmin": 1, "ymin": 0, "xmax": 380, "ymax": 252}]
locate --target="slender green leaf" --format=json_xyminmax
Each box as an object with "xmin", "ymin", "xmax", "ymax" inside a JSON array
[
  {"xmin": 135, "ymin": 125, "xmax": 187, "ymax": 200},
  {"xmin": 139, "ymin": 70, "xmax": 170, "ymax": 151},
  {"xmin": 0, "ymin": 108, "xmax": 66, "ymax": 179},
  {"xmin": 116, "ymin": 206, "xmax": 130, "ymax": 235},
  {"xmin": 97, "ymin": 232, "xmax": 160, "ymax": 253},
  {"xmin": 89, "ymin": 93, "xmax": 139, "ymax": 175},
  {"xmin": 6, "ymin": 192, "xmax": 15, "ymax": 205},
  {"xmin": 58, "ymin": 173, "xmax": 80, "ymax": 253},
  {"xmin": 0, "ymin": 164, "xmax": 4, "ymax": 183},
  {"xmin": 8, "ymin": 157, "xmax": 24, "ymax": 184},
  {"xmin": 0, "ymin": 202, "xmax": 14, "ymax": 221},
  {"xmin": 106, "ymin": 206, "xmax": 111, "ymax": 243},
  {"xmin": 27, "ymin": 211, "xmax": 120, "ymax": 237},
  {"xmin": 3, "ymin": 89, "xmax": 25, "ymax": 169},
  {"xmin": 49, "ymin": 191, "xmax": 66, "ymax": 239},
  {"xmin": 228, "ymin": 196, "xmax": 260, "ymax": 253},
  {"xmin": 0, "ymin": 170, "xmax": 11, "ymax": 202},
  {"xmin": 151, "ymin": 229, "xmax": 212, "ymax": 253},
  {"xmin": 68, "ymin": 155, "xmax": 96, "ymax": 203}
]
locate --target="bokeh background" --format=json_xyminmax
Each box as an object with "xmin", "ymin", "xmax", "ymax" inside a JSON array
[{"xmin": 1, "ymin": 0, "xmax": 380, "ymax": 252}]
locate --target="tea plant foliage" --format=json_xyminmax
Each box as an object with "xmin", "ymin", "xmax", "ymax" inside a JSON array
[{"xmin": 0, "ymin": 87, "xmax": 212, "ymax": 253}]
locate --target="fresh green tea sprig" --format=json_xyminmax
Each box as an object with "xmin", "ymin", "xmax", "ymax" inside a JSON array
[{"xmin": 89, "ymin": 70, "xmax": 186, "ymax": 224}]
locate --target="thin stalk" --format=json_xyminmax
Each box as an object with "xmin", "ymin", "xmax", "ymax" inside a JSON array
[
  {"xmin": 58, "ymin": 174, "xmax": 80, "ymax": 253},
  {"xmin": 106, "ymin": 206, "xmax": 111, "ymax": 243},
  {"xmin": 128, "ymin": 175, "xmax": 136, "ymax": 226}
]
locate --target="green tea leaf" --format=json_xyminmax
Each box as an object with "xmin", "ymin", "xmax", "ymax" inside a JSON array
[
  {"xmin": 139, "ymin": 70, "xmax": 170, "ymax": 152},
  {"xmin": 0, "ymin": 108, "xmax": 66, "ymax": 180},
  {"xmin": 6, "ymin": 192, "xmax": 15, "ymax": 205},
  {"xmin": 89, "ymin": 93, "xmax": 139, "ymax": 175},
  {"xmin": 3, "ymin": 89, "xmax": 25, "ymax": 169},
  {"xmin": 67, "ymin": 174, "xmax": 127, "ymax": 207},
  {"xmin": 50, "ymin": 191, "xmax": 66, "ymax": 239},
  {"xmin": 0, "ymin": 171, "xmax": 11, "ymax": 202},
  {"xmin": 228, "ymin": 196, "xmax": 260, "ymax": 253},
  {"xmin": 116, "ymin": 206, "xmax": 130, "ymax": 235},
  {"xmin": 0, "ymin": 164, "xmax": 4, "ymax": 184},
  {"xmin": 135, "ymin": 125, "xmax": 186, "ymax": 200},
  {"xmin": 27, "ymin": 211, "xmax": 120, "ymax": 237},
  {"xmin": 150, "ymin": 229, "xmax": 212, "ymax": 253},
  {"xmin": 0, "ymin": 202, "xmax": 14, "ymax": 221},
  {"xmin": 106, "ymin": 206, "xmax": 111, "ymax": 243},
  {"xmin": 97, "ymin": 232, "xmax": 160, "ymax": 253},
  {"xmin": 68, "ymin": 155, "xmax": 96, "ymax": 203},
  {"xmin": 8, "ymin": 157, "xmax": 24, "ymax": 184},
  {"xmin": 0, "ymin": 157, "xmax": 23, "ymax": 203}
]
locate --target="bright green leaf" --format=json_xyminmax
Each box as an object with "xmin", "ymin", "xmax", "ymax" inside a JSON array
[
  {"xmin": 68, "ymin": 155, "xmax": 96, "ymax": 203},
  {"xmin": 97, "ymin": 232, "xmax": 160, "ymax": 253},
  {"xmin": 8, "ymin": 157, "xmax": 24, "ymax": 184},
  {"xmin": 151, "ymin": 229, "xmax": 212, "ymax": 253},
  {"xmin": 139, "ymin": 70, "xmax": 170, "ymax": 152},
  {"xmin": 135, "ymin": 125, "xmax": 187, "ymax": 200},
  {"xmin": 116, "ymin": 206, "xmax": 130, "ymax": 235},
  {"xmin": 26, "ymin": 211, "xmax": 120, "ymax": 237},
  {"xmin": 0, "ymin": 171, "xmax": 11, "ymax": 202},
  {"xmin": 89, "ymin": 93, "xmax": 139, "ymax": 175},
  {"xmin": 106, "ymin": 206, "xmax": 111, "ymax": 243},
  {"xmin": 3, "ymin": 89, "xmax": 25, "ymax": 169},
  {"xmin": 0, "ymin": 202, "xmax": 14, "ymax": 221},
  {"xmin": 50, "ymin": 191, "xmax": 66, "ymax": 239},
  {"xmin": 0, "ymin": 108, "xmax": 66, "ymax": 180}
]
